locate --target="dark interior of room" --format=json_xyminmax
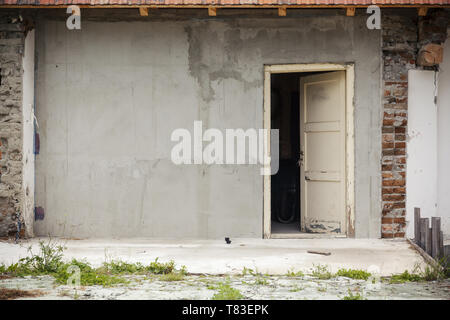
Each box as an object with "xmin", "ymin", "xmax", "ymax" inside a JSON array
[{"xmin": 270, "ymin": 73, "xmax": 301, "ymax": 234}]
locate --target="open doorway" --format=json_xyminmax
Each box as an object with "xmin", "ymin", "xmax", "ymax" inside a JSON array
[
  {"xmin": 270, "ymin": 73, "xmax": 301, "ymax": 234},
  {"xmin": 264, "ymin": 64, "xmax": 354, "ymax": 239}
]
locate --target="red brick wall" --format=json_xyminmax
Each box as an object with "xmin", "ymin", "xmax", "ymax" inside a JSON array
[
  {"xmin": 381, "ymin": 10, "xmax": 449, "ymax": 238},
  {"xmin": 381, "ymin": 14, "xmax": 417, "ymax": 238}
]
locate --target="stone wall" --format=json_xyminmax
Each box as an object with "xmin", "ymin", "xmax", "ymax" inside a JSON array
[{"xmin": 0, "ymin": 13, "xmax": 25, "ymax": 238}]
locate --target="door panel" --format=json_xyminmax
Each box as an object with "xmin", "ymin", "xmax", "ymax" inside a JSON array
[{"xmin": 300, "ymin": 71, "xmax": 346, "ymax": 234}]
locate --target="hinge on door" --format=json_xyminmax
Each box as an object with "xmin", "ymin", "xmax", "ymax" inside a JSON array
[{"xmin": 298, "ymin": 150, "xmax": 304, "ymax": 167}]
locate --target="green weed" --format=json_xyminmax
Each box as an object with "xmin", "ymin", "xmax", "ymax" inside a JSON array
[
  {"xmin": 146, "ymin": 258, "xmax": 176, "ymax": 274},
  {"xmin": 341, "ymin": 289, "xmax": 366, "ymax": 300},
  {"xmin": 101, "ymin": 260, "xmax": 147, "ymax": 274},
  {"xmin": 54, "ymin": 259, "xmax": 128, "ymax": 287},
  {"xmin": 310, "ymin": 264, "xmax": 333, "ymax": 280},
  {"xmin": 254, "ymin": 276, "xmax": 269, "ymax": 285},
  {"xmin": 335, "ymin": 268, "xmax": 371, "ymax": 280},
  {"xmin": 389, "ymin": 270, "xmax": 422, "ymax": 284},
  {"xmin": 0, "ymin": 240, "xmax": 186, "ymax": 287},
  {"xmin": 286, "ymin": 269, "xmax": 304, "ymax": 277},
  {"xmin": 212, "ymin": 281, "xmax": 244, "ymax": 300},
  {"xmin": 159, "ymin": 272, "xmax": 185, "ymax": 282},
  {"xmin": 0, "ymin": 239, "xmax": 65, "ymax": 277},
  {"xmin": 289, "ymin": 285, "xmax": 304, "ymax": 292}
]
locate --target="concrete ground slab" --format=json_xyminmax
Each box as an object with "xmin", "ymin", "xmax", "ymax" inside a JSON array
[
  {"xmin": 0, "ymin": 237, "xmax": 427, "ymax": 276},
  {"xmin": 2, "ymin": 274, "xmax": 449, "ymax": 300}
]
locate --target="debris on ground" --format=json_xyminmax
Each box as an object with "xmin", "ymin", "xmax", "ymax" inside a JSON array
[
  {"xmin": 0, "ymin": 287, "xmax": 43, "ymax": 300},
  {"xmin": 307, "ymin": 250, "xmax": 331, "ymax": 256}
]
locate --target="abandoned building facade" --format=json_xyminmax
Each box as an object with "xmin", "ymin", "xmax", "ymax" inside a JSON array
[{"xmin": 0, "ymin": 2, "xmax": 449, "ymax": 240}]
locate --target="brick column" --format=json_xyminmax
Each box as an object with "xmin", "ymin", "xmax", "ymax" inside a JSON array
[
  {"xmin": 381, "ymin": 10, "xmax": 449, "ymax": 238},
  {"xmin": 381, "ymin": 14, "xmax": 418, "ymax": 238}
]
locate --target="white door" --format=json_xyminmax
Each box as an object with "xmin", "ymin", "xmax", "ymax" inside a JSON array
[{"xmin": 300, "ymin": 71, "xmax": 346, "ymax": 234}]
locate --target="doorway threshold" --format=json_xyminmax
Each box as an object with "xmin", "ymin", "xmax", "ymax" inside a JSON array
[{"xmin": 270, "ymin": 233, "xmax": 347, "ymax": 239}]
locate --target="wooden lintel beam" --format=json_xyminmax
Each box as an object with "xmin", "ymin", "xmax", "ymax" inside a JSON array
[
  {"xmin": 278, "ymin": 6, "xmax": 287, "ymax": 17},
  {"xmin": 139, "ymin": 7, "xmax": 149, "ymax": 16},
  {"xmin": 346, "ymin": 7, "xmax": 356, "ymax": 16},
  {"xmin": 418, "ymin": 7, "xmax": 428, "ymax": 16},
  {"xmin": 208, "ymin": 7, "xmax": 217, "ymax": 16}
]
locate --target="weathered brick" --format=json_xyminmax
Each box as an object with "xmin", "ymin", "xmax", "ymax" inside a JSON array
[
  {"xmin": 382, "ymin": 134, "xmax": 394, "ymax": 143},
  {"xmin": 382, "ymin": 126, "xmax": 394, "ymax": 133},
  {"xmin": 382, "ymin": 194, "xmax": 405, "ymax": 201},
  {"xmin": 395, "ymin": 142, "xmax": 406, "ymax": 149},
  {"xmin": 382, "ymin": 14, "xmax": 412, "ymax": 234}
]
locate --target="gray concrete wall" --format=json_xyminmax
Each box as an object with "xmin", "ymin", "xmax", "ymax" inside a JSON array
[{"xmin": 35, "ymin": 12, "xmax": 381, "ymax": 238}]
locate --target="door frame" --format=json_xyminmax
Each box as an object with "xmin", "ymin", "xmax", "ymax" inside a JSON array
[{"xmin": 263, "ymin": 63, "xmax": 355, "ymax": 239}]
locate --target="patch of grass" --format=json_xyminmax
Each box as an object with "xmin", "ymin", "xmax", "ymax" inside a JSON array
[
  {"xmin": 420, "ymin": 263, "xmax": 446, "ymax": 281},
  {"xmin": 389, "ymin": 270, "xmax": 422, "ymax": 284},
  {"xmin": 289, "ymin": 285, "xmax": 304, "ymax": 292},
  {"xmin": 0, "ymin": 240, "xmax": 186, "ymax": 287},
  {"xmin": 101, "ymin": 260, "xmax": 147, "ymax": 274},
  {"xmin": 242, "ymin": 267, "xmax": 264, "ymax": 276},
  {"xmin": 159, "ymin": 272, "xmax": 185, "ymax": 282},
  {"xmin": 146, "ymin": 258, "xmax": 177, "ymax": 275},
  {"xmin": 206, "ymin": 283, "xmax": 218, "ymax": 290},
  {"xmin": 341, "ymin": 289, "xmax": 366, "ymax": 300},
  {"xmin": 310, "ymin": 264, "xmax": 333, "ymax": 280},
  {"xmin": 54, "ymin": 259, "xmax": 128, "ymax": 287},
  {"xmin": 317, "ymin": 286, "xmax": 327, "ymax": 292},
  {"xmin": 254, "ymin": 276, "xmax": 269, "ymax": 285},
  {"xmin": 0, "ymin": 241, "xmax": 108, "ymax": 286},
  {"xmin": 102, "ymin": 258, "xmax": 186, "ymax": 276},
  {"xmin": 286, "ymin": 269, "xmax": 304, "ymax": 277},
  {"xmin": 212, "ymin": 281, "xmax": 244, "ymax": 300},
  {"xmin": 335, "ymin": 268, "xmax": 371, "ymax": 280},
  {"xmin": 389, "ymin": 259, "xmax": 449, "ymax": 284},
  {"xmin": 0, "ymin": 239, "xmax": 65, "ymax": 277},
  {"xmin": 0, "ymin": 288, "xmax": 43, "ymax": 300},
  {"xmin": 241, "ymin": 267, "xmax": 254, "ymax": 276},
  {"xmin": 439, "ymin": 257, "xmax": 450, "ymax": 279}
]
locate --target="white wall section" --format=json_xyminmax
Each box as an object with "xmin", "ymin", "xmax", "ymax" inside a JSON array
[
  {"xmin": 22, "ymin": 29, "xmax": 35, "ymax": 237},
  {"xmin": 407, "ymin": 70, "xmax": 438, "ymax": 238},
  {"xmin": 408, "ymin": 45, "xmax": 450, "ymax": 239},
  {"xmin": 437, "ymin": 30, "xmax": 450, "ymax": 239}
]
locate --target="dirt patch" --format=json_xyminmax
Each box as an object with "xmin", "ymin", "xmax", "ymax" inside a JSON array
[
  {"xmin": 0, "ymin": 275, "xmax": 11, "ymax": 280},
  {"xmin": 0, "ymin": 288, "xmax": 44, "ymax": 300}
]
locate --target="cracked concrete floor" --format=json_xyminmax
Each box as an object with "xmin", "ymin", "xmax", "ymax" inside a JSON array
[
  {"xmin": 1, "ymin": 274, "xmax": 449, "ymax": 300},
  {"xmin": 1, "ymin": 237, "xmax": 449, "ymax": 300},
  {"xmin": 0, "ymin": 237, "xmax": 430, "ymax": 276}
]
